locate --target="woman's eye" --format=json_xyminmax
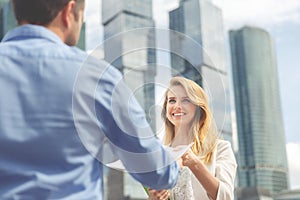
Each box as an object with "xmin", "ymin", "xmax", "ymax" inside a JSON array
[
  {"xmin": 182, "ymin": 99, "xmax": 190, "ymax": 103},
  {"xmin": 168, "ymin": 99, "xmax": 176, "ymax": 103}
]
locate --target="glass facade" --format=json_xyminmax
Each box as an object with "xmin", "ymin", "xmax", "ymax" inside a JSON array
[
  {"xmin": 77, "ymin": 22, "xmax": 86, "ymax": 51},
  {"xmin": 0, "ymin": 1, "xmax": 17, "ymax": 40},
  {"xmin": 0, "ymin": 3, "xmax": 6, "ymax": 37},
  {"xmin": 102, "ymin": 1, "xmax": 156, "ymax": 132},
  {"xmin": 275, "ymin": 189, "xmax": 300, "ymax": 200},
  {"xmin": 169, "ymin": 0, "xmax": 232, "ymax": 141},
  {"xmin": 0, "ymin": 7, "xmax": 3, "ymax": 38},
  {"xmin": 230, "ymin": 26, "xmax": 288, "ymax": 195},
  {"xmin": 102, "ymin": 0, "xmax": 156, "ymax": 199}
]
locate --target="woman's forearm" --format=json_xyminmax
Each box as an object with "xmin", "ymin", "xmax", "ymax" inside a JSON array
[{"xmin": 189, "ymin": 160, "xmax": 219, "ymax": 200}]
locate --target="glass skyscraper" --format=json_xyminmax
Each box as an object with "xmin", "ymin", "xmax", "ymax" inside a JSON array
[
  {"xmin": 0, "ymin": 0, "xmax": 17, "ymax": 40},
  {"xmin": 169, "ymin": 0, "xmax": 232, "ymax": 142},
  {"xmin": 0, "ymin": 2, "xmax": 5, "ymax": 38},
  {"xmin": 102, "ymin": 0, "xmax": 156, "ymax": 131},
  {"xmin": 230, "ymin": 26, "xmax": 288, "ymax": 196},
  {"xmin": 77, "ymin": 22, "xmax": 86, "ymax": 51},
  {"xmin": 102, "ymin": 0, "xmax": 156, "ymax": 199}
]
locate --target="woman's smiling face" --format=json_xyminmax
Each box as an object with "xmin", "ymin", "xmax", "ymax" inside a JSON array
[{"xmin": 166, "ymin": 85, "xmax": 197, "ymax": 128}]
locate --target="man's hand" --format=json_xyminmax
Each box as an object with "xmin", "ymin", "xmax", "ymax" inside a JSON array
[{"xmin": 148, "ymin": 188, "xmax": 170, "ymax": 200}]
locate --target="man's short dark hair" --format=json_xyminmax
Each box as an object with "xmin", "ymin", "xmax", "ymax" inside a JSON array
[{"xmin": 12, "ymin": 0, "xmax": 84, "ymax": 25}]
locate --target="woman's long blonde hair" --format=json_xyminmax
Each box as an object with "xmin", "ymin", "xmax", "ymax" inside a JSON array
[{"xmin": 161, "ymin": 77, "xmax": 219, "ymax": 164}]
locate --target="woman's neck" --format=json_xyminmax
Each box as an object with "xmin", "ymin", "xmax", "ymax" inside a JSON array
[{"xmin": 171, "ymin": 126, "xmax": 193, "ymax": 147}]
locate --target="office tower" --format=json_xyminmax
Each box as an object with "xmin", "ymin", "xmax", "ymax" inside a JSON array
[
  {"xmin": 0, "ymin": 0, "xmax": 5, "ymax": 38},
  {"xmin": 0, "ymin": 3, "xmax": 3, "ymax": 38},
  {"xmin": 102, "ymin": 0, "xmax": 156, "ymax": 199},
  {"xmin": 77, "ymin": 22, "xmax": 86, "ymax": 50},
  {"xmin": 102, "ymin": 0, "xmax": 156, "ymax": 131},
  {"xmin": 230, "ymin": 26, "xmax": 288, "ymax": 197},
  {"xmin": 169, "ymin": 0, "xmax": 233, "ymax": 142},
  {"xmin": 0, "ymin": 0, "xmax": 7, "ymax": 7},
  {"xmin": 0, "ymin": 1, "xmax": 17, "ymax": 40},
  {"xmin": 0, "ymin": 0, "xmax": 8, "ymax": 31},
  {"xmin": 274, "ymin": 189, "xmax": 300, "ymax": 200}
]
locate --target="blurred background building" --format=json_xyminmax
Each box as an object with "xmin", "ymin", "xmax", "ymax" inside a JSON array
[
  {"xmin": 230, "ymin": 26, "xmax": 289, "ymax": 199},
  {"xmin": 0, "ymin": 0, "xmax": 16, "ymax": 40},
  {"xmin": 102, "ymin": 0, "xmax": 156, "ymax": 131},
  {"xmin": 169, "ymin": 0, "xmax": 233, "ymax": 143},
  {"xmin": 101, "ymin": 0, "xmax": 156, "ymax": 199}
]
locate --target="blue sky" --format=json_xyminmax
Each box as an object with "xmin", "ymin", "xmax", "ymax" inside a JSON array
[{"xmin": 85, "ymin": 0, "xmax": 300, "ymax": 189}]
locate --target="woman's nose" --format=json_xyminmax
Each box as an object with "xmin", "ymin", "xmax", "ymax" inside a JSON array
[{"xmin": 174, "ymin": 101, "xmax": 182, "ymax": 109}]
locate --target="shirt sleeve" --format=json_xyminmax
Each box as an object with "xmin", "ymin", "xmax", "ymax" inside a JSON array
[
  {"xmin": 214, "ymin": 140, "xmax": 237, "ymax": 200},
  {"xmin": 72, "ymin": 59, "xmax": 179, "ymax": 190}
]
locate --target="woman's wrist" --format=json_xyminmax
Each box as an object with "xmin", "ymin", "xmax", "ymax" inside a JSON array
[{"xmin": 189, "ymin": 158, "xmax": 204, "ymax": 173}]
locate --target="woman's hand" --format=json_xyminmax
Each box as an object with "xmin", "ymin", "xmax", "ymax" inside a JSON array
[
  {"xmin": 148, "ymin": 188, "xmax": 170, "ymax": 200},
  {"xmin": 181, "ymin": 148, "xmax": 199, "ymax": 168},
  {"xmin": 181, "ymin": 148, "xmax": 220, "ymax": 200}
]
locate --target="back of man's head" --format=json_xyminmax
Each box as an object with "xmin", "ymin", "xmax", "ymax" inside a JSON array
[{"xmin": 12, "ymin": 0, "xmax": 84, "ymax": 25}]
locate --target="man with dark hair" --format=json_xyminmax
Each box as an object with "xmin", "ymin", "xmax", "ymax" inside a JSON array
[{"xmin": 0, "ymin": 0, "xmax": 179, "ymax": 199}]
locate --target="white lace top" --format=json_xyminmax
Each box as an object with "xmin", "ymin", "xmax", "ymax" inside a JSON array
[{"xmin": 170, "ymin": 140, "xmax": 237, "ymax": 200}]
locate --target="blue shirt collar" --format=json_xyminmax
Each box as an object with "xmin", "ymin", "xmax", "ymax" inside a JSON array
[{"xmin": 2, "ymin": 24, "xmax": 64, "ymax": 45}]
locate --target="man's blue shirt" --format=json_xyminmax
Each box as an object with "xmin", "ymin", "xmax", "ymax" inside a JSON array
[{"xmin": 0, "ymin": 25, "xmax": 178, "ymax": 199}]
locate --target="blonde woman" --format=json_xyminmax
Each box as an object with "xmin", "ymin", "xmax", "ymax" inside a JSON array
[{"xmin": 148, "ymin": 77, "xmax": 237, "ymax": 200}]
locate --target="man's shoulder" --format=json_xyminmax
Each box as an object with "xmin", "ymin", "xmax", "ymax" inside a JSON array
[
  {"xmin": 63, "ymin": 46, "xmax": 89, "ymax": 63},
  {"xmin": 76, "ymin": 51, "xmax": 123, "ymax": 83}
]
